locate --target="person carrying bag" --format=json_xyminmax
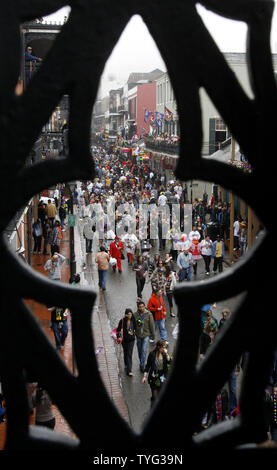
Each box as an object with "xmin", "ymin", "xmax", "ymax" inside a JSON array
[{"xmin": 116, "ymin": 309, "xmax": 136, "ymax": 376}]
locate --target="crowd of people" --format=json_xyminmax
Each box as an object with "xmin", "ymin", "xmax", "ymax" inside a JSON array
[
  {"xmin": 4, "ymin": 138, "xmax": 274, "ymax": 442},
  {"xmin": 62, "ymin": 139, "xmax": 275, "ymax": 439}
]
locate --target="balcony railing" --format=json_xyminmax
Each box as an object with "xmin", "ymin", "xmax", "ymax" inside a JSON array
[
  {"xmin": 24, "ymin": 60, "xmax": 42, "ymax": 84},
  {"xmin": 144, "ymin": 136, "xmax": 179, "ymax": 155}
]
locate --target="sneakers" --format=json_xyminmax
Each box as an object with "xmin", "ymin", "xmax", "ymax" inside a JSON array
[
  {"xmin": 170, "ymin": 311, "xmax": 176, "ymax": 317},
  {"xmin": 149, "ymin": 339, "xmax": 154, "ymax": 343}
]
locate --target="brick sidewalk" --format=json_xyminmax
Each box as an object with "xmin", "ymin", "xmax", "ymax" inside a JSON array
[{"xmin": 0, "ymin": 218, "xmax": 129, "ymax": 450}]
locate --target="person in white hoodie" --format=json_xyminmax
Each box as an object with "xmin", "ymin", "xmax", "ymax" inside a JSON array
[
  {"xmin": 188, "ymin": 224, "xmax": 201, "ymax": 242},
  {"xmin": 200, "ymin": 234, "xmax": 213, "ymax": 275}
]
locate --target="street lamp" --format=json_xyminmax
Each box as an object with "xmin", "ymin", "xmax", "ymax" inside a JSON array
[
  {"xmin": 67, "ymin": 181, "xmax": 76, "ymax": 277},
  {"xmin": 66, "ymin": 181, "xmax": 76, "ymax": 376},
  {"xmin": 229, "ymin": 137, "xmax": 235, "ymax": 263}
]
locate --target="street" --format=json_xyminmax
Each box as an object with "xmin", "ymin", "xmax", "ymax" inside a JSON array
[{"xmin": 77, "ymin": 214, "xmax": 244, "ymax": 434}]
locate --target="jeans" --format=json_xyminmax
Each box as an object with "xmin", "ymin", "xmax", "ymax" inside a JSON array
[
  {"xmin": 166, "ymin": 292, "xmax": 173, "ymax": 310},
  {"xmin": 33, "ymin": 235, "xmax": 42, "ymax": 253},
  {"xmin": 86, "ymin": 238, "xmax": 92, "ymax": 253},
  {"xmin": 213, "ymin": 256, "xmax": 223, "ymax": 273},
  {"xmin": 136, "ymin": 336, "xmax": 150, "ymax": 368},
  {"xmin": 136, "ymin": 276, "xmax": 145, "ymax": 298},
  {"xmin": 154, "ymin": 318, "xmax": 167, "ymax": 341},
  {"xmin": 202, "ymin": 254, "xmax": 211, "ymax": 273},
  {"xmin": 98, "ymin": 270, "xmax": 107, "ymax": 289},
  {"xmin": 239, "ymin": 240, "xmax": 247, "ymax": 256},
  {"xmin": 178, "ymin": 266, "xmax": 191, "ymax": 282},
  {"xmin": 43, "ymin": 238, "xmax": 49, "ymax": 254},
  {"xmin": 52, "ymin": 321, "xmax": 68, "ymax": 350},
  {"xmin": 123, "ymin": 340, "xmax": 135, "ymax": 373}
]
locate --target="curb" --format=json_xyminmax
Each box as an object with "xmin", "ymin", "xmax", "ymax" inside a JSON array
[{"xmin": 74, "ymin": 211, "xmax": 130, "ymax": 424}]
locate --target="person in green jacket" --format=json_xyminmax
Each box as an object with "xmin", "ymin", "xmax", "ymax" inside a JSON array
[{"xmin": 133, "ymin": 301, "xmax": 155, "ymax": 372}]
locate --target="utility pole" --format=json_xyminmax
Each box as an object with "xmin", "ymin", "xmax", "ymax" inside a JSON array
[
  {"xmin": 247, "ymin": 205, "xmax": 253, "ymax": 250},
  {"xmin": 229, "ymin": 137, "xmax": 235, "ymax": 263}
]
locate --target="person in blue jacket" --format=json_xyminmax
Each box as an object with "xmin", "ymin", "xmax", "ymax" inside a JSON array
[
  {"xmin": 25, "ymin": 46, "xmax": 42, "ymax": 82},
  {"xmin": 212, "ymin": 235, "xmax": 225, "ymax": 273},
  {"xmin": 25, "ymin": 46, "xmax": 42, "ymax": 63}
]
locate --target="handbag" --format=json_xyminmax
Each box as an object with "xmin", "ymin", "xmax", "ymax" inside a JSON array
[
  {"xmin": 110, "ymin": 318, "xmax": 123, "ymax": 344},
  {"xmin": 109, "ymin": 257, "xmax": 117, "ymax": 266}
]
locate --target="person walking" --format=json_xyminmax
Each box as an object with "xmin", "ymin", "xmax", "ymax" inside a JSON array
[
  {"xmin": 47, "ymin": 305, "xmax": 69, "ymax": 350},
  {"xmin": 233, "ymin": 216, "xmax": 240, "ymax": 251},
  {"xmin": 109, "ymin": 235, "xmax": 124, "ymax": 273},
  {"xmin": 42, "ymin": 218, "xmax": 52, "ymax": 255},
  {"xmin": 177, "ymin": 245, "xmax": 193, "ymax": 282},
  {"xmin": 44, "ymin": 252, "xmax": 66, "ymax": 281},
  {"xmin": 147, "ymin": 288, "xmax": 168, "ymax": 344},
  {"xmin": 142, "ymin": 340, "xmax": 171, "ymax": 407},
  {"xmin": 218, "ymin": 308, "xmax": 231, "ymax": 329},
  {"xmin": 212, "ymin": 235, "xmax": 225, "ymax": 274},
  {"xmin": 148, "ymin": 266, "xmax": 167, "ymax": 302},
  {"xmin": 200, "ymin": 234, "xmax": 213, "ymax": 275},
  {"xmin": 133, "ymin": 301, "xmax": 155, "ymax": 372},
  {"xmin": 204, "ymin": 309, "xmax": 218, "ymax": 343},
  {"xmin": 116, "ymin": 309, "xmax": 136, "ymax": 376},
  {"xmin": 202, "ymin": 388, "xmax": 229, "ymax": 429},
  {"xmin": 45, "ymin": 199, "xmax": 57, "ymax": 228},
  {"xmin": 48, "ymin": 220, "xmax": 61, "ymax": 256},
  {"xmin": 32, "ymin": 218, "xmax": 43, "ymax": 254},
  {"xmin": 239, "ymin": 221, "xmax": 248, "ymax": 257},
  {"xmin": 124, "ymin": 233, "xmax": 138, "ymax": 266},
  {"xmin": 58, "ymin": 201, "xmax": 67, "ymax": 231},
  {"xmin": 133, "ymin": 255, "xmax": 148, "ymax": 300},
  {"xmin": 32, "ymin": 385, "xmax": 56, "ymax": 429},
  {"xmin": 188, "ymin": 224, "xmax": 201, "ymax": 242},
  {"xmin": 164, "ymin": 266, "xmax": 177, "ymax": 317},
  {"xmin": 189, "ymin": 236, "xmax": 202, "ymax": 276},
  {"xmin": 95, "ymin": 246, "xmax": 110, "ymax": 290},
  {"xmin": 37, "ymin": 200, "xmax": 47, "ymax": 226}
]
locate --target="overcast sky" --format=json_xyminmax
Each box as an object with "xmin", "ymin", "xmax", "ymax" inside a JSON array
[{"xmin": 45, "ymin": 3, "xmax": 277, "ymax": 97}]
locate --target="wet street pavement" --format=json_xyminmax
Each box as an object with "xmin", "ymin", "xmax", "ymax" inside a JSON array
[
  {"xmin": 0, "ymin": 206, "xmax": 244, "ymax": 450},
  {"xmin": 86, "ymin": 231, "xmax": 244, "ymax": 433}
]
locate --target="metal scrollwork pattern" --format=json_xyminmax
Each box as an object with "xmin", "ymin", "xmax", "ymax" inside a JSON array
[{"xmin": 0, "ymin": 0, "xmax": 276, "ymax": 454}]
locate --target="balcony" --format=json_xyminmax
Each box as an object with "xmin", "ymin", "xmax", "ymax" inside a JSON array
[
  {"xmin": 118, "ymin": 105, "xmax": 128, "ymax": 113},
  {"xmin": 144, "ymin": 136, "xmax": 179, "ymax": 156}
]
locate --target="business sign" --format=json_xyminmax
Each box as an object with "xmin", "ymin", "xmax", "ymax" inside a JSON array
[{"xmin": 68, "ymin": 214, "xmax": 75, "ymax": 227}]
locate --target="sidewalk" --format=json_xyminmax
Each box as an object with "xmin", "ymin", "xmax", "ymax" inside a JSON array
[{"xmin": 0, "ymin": 216, "xmax": 129, "ymax": 450}]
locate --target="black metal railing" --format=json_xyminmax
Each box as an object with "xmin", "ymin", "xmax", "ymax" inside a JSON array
[
  {"xmin": 144, "ymin": 136, "xmax": 179, "ymax": 155},
  {"xmin": 1, "ymin": 1, "xmax": 276, "ymax": 458}
]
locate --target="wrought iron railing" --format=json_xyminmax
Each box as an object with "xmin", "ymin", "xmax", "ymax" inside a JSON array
[
  {"xmin": 144, "ymin": 137, "xmax": 179, "ymax": 155},
  {"xmin": 0, "ymin": 0, "xmax": 276, "ymax": 458}
]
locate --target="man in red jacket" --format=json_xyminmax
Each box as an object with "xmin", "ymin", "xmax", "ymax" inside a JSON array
[
  {"xmin": 109, "ymin": 235, "xmax": 124, "ymax": 273},
  {"xmin": 147, "ymin": 288, "xmax": 168, "ymax": 344}
]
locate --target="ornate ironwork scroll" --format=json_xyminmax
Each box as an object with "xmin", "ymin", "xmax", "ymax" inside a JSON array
[{"xmin": 0, "ymin": 0, "xmax": 276, "ymax": 456}]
